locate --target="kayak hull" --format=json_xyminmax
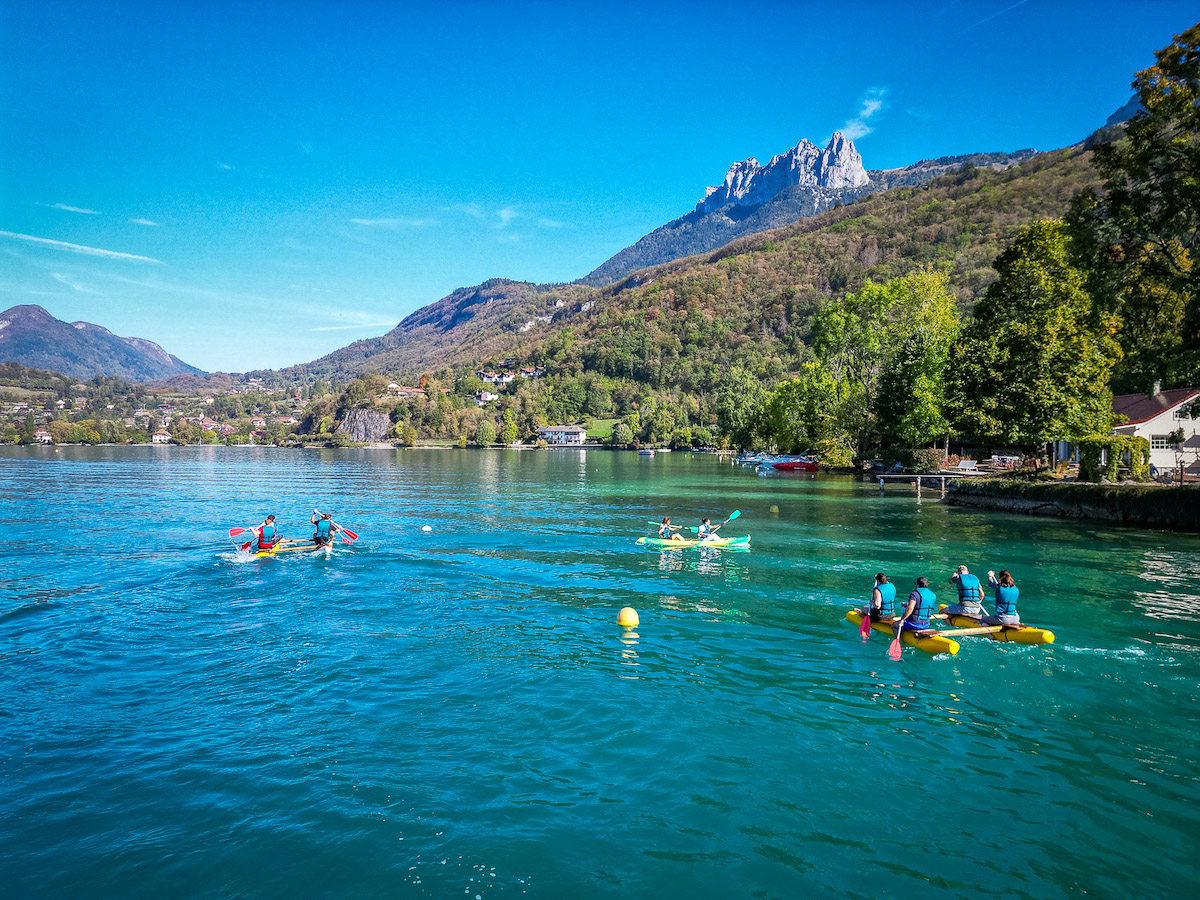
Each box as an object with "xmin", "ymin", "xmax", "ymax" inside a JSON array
[
  {"xmin": 636, "ymin": 535, "xmax": 751, "ymax": 549},
  {"xmin": 941, "ymin": 612, "xmax": 1055, "ymax": 645},
  {"xmin": 254, "ymin": 542, "xmax": 333, "ymax": 558},
  {"xmin": 845, "ymin": 609, "xmax": 960, "ymax": 656}
]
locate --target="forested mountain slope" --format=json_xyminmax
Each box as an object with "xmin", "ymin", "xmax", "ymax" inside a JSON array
[{"xmin": 290, "ymin": 146, "xmax": 1098, "ymax": 387}]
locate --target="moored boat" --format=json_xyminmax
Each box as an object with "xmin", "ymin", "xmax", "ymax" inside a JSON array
[{"xmin": 771, "ymin": 458, "xmax": 819, "ymax": 472}]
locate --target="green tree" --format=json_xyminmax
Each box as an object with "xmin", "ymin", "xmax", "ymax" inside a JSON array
[
  {"xmin": 611, "ymin": 422, "xmax": 634, "ymax": 446},
  {"xmin": 403, "ymin": 424, "xmax": 419, "ymax": 446},
  {"xmin": 813, "ymin": 270, "xmax": 959, "ymax": 459},
  {"xmin": 1074, "ymin": 23, "xmax": 1200, "ymax": 389},
  {"xmin": 948, "ymin": 221, "xmax": 1121, "ymax": 450},
  {"xmin": 475, "ymin": 419, "xmax": 496, "ymax": 445},
  {"xmin": 1089, "ymin": 26, "xmax": 1200, "ymax": 388},
  {"xmin": 714, "ymin": 367, "xmax": 770, "ymax": 449},
  {"xmin": 499, "ymin": 408, "xmax": 518, "ymax": 445}
]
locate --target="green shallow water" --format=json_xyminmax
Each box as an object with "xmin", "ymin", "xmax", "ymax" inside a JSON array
[{"xmin": 1, "ymin": 446, "xmax": 1197, "ymax": 898}]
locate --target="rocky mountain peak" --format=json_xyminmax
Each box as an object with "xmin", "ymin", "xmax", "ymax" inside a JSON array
[{"xmin": 696, "ymin": 132, "xmax": 869, "ymax": 214}]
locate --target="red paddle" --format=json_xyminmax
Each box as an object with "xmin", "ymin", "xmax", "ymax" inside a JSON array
[
  {"xmin": 888, "ymin": 617, "xmax": 907, "ymax": 660},
  {"xmin": 859, "ymin": 608, "xmax": 872, "ymax": 641}
]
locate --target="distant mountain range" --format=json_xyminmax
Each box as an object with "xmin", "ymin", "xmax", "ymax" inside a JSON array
[
  {"xmin": 0, "ymin": 305, "xmax": 203, "ymax": 382},
  {"xmin": 581, "ymin": 133, "xmax": 1037, "ymax": 285}
]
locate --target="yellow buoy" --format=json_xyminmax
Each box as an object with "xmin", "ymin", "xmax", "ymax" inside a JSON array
[
  {"xmin": 769, "ymin": 505, "xmax": 779, "ymax": 514},
  {"xmin": 617, "ymin": 607, "xmax": 639, "ymax": 628}
]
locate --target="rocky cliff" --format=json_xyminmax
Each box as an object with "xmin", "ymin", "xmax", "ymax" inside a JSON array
[
  {"xmin": 581, "ymin": 139, "xmax": 1036, "ymax": 286},
  {"xmin": 696, "ymin": 132, "xmax": 869, "ymax": 214},
  {"xmin": 335, "ymin": 408, "xmax": 392, "ymax": 442}
]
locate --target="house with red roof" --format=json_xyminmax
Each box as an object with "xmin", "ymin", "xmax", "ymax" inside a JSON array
[{"xmin": 1112, "ymin": 384, "xmax": 1200, "ymax": 473}]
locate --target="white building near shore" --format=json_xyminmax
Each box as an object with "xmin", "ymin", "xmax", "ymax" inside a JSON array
[
  {"xmin": 537, "ymin": 425, "xmax": 586, "ymax": 445},
  {"xmin": 1112, "ymin": 386, "xmax": 1200, "ymax": 473}
]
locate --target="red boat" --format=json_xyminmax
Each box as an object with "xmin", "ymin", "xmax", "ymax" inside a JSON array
[{"xmin": 771, "ymin": 458, "xmax": 819, "ymax": 472}]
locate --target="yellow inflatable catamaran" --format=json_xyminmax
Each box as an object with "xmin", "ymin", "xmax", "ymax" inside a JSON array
[{"xmin": 845, "ymin": 606, "xmax": 1055, "ymax": 656}]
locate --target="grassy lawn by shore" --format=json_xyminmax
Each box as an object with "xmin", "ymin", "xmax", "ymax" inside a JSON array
[{"xmin": 586, "ymin": 419, "xmax": 619, "ymax": 440}]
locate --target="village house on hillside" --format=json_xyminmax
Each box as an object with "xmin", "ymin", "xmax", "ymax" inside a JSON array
[
  {"xmin": 1112, "ymin": 385, "xmax": 1200, "ymax": 473},
  {"xmin": 537, "ymin": 424, "xmax": 586, "ymax": 445}
]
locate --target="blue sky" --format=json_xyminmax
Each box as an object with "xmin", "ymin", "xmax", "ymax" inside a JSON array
[{"xmin": 1, "ymin": 0, "xmax": 1196, "ymax": 372}]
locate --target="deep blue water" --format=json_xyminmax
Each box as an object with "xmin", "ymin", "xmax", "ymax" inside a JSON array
[{"xmin": 2, "ymin": 446, "xmax": 1198, "ymax": 898}]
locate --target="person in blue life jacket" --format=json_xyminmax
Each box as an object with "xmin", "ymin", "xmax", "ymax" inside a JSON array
[
  {"xmin": 311, "ymin": 511, "xmax": 341, "ymax": 546},
  {"xmin": 256, "ymin": 514, "xmax": 280, "ymax": 551},
  {"xmin": 697, "ymin": 517, "xmax": 721, "ymax": 540},
  {"xmin": 868, "ymin": 572, "xmax": 897, "ymax": 622},
  {"xmin": 897, "ymin": 577, "xmax": 938, "ymax": 633},
  {"xmin": 657, "ymin": 516, "xmax": 685, "ymax": 541},
  {"xmin": 947, "ymin": 565, "xmax": 986, "ymax": 617},
  {"xmin": 984, "ymin": 569, "xmax": 1023, "ymax": 627}
]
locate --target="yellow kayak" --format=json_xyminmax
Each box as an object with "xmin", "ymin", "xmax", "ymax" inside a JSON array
[
  {"xmin": 845, "ymin": 609, "xmax": 960, "ymax": 656},
  {"xmin": 636, "ymin": 535, "xmax": 751, "ymax": 549},
  {"xmin": 254, "ymin": 541, "xmax": 333, "ymax": 559},
  {"xmin": 938, "ymin": 606, "xmax": 1055, "ymax": 645}
]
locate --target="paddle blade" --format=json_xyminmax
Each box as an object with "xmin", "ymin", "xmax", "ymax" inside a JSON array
[
  {"xmin": 888, "ymin": 633, "xmax": 903, "ymax": 660},
  {"xmin": 859, "ymin": 613, "xmax": 872, "ymax": 641},
  {"xmin": 727, "ymin": 510, "xmax": 741, "ymax": 521},
  {"xmin": 240, "ymin": 541, "xmax": 252, "ymax": 551},
  {"xmin": 340, "ymin": 527, "xmax": 359, "ymax": 541},
  {"xmin": 229, "ymin": 527, "xmax": 247, "ymax": 538}
]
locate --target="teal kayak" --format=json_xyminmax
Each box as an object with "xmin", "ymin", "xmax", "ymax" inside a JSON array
[{"xmin": 636, "ymin": 535, "xmax": 751, "ymax": 549}]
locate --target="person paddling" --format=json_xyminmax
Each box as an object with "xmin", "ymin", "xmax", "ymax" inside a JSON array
[
  {"xmin": 897, "ymin": 577, "xmax": 938, "ymax": 634},
  {"xmin": 256, "ymin": 514, "xmax": 280, "ymax": 552},
  {"xmin": 697, "ymin": 517, "xmax": 720, "ymax": 540},
  {"xmin": 947, "ymin": 565, "xmax": 986, "ymax": 617},
  {"xmin": 311, "ymin": 511, "xmax": 341, "ymax": 546},
  {"xmin": 868, "ymin": 572, "xmax": 896, "ymax": 622},
  {"xmin": 984, "ymin": 569, "xmax": 1022, "ymax": 628},
  {"xmin": 658, "ymin": 516, "xmax": 685, "ymax": 541}
]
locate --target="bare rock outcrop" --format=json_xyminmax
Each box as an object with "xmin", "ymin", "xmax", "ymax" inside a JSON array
[{"xmin": 336, "ymin": 408, "xmax": 391, "ymax": 442}]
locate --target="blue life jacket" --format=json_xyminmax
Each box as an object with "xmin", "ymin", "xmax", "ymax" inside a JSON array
[
  {"xmin": 956, "ymin": 573, "xmax": 982, "ymax": 605},
  {"xmin": 316, "ymin": 519, "xmax": 331, "ymax": 538},
  {"xmin": 994, "ymin": 584, "xmax": 1019, "ymax": 617},
  {"xmin": 259, "ymin": 523, "xmax": 277, "ymax": 547},
  {"xmin": 909, "ymin": 587, "xmax": 937, "ymax": 626},
  {"xmin": 698, "ymin": 524, "xmax": 712, "ymax": 538},
  {"xmin": 873, "ymin": 582, "xmax": 897, "ymax": 617},
  {"xmin": 659, "ymin": 524, "xmax": 671, "ymax": 538}
]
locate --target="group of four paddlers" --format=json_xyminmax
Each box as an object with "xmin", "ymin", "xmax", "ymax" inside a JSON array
[{"xmin": 867, "ymin": 564, "xmax": 1022, "ymax": 633}]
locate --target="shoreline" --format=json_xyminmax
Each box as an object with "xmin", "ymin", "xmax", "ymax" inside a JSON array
[{"xmin": 945, "ymin": 478, "xmax": 1200, "ymax": 532}]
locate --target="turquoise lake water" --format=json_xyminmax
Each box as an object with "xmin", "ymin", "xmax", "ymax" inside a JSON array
[{"xmin": 2, "ymin": 446, "xmax": 1198, "ymax": 898}]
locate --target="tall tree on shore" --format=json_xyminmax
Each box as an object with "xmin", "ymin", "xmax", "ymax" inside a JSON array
[
  {"xmin": 812, "ymin": 270, "xmax": 959, "ymax": 460},
  {"xmin": 948, "ymin": 221, "xmax": 1121, "ymax": 450},
  {"xmin": 1069, "ymin": 22, "xmax": 1200, "ymax": 391}
]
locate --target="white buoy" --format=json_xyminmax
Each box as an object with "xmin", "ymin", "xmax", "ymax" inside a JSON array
[{"xmin": 422, "ymin": 525, "xmax": 432, "ymax": 532}]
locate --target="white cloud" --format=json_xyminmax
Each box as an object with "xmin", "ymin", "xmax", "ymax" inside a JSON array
[
  {"xmin": 51, "ymin": 272, "xmax": 94, "ymax": 293},
  {"xmin": 44, "ymin": 203, "xmax": 100, "ymax": 215},
  {"xmin": 217, "ymin": 162, "xmax": 234, "ymax": 170},
  {"xmin": 536, "ymin": 217, "xmax": 567, "ymax": 229},
  {"xmin": 129, "ymin": 218, "xmax": 160, "ymax": 227},
  {"xmin": 349, "ymin": 217, "xmax": 438, "ymax": 228},
  {"xmin": 839, "ymin": 87, "xmax": 888, "ymax": 141},
  {"xmin": 299, "ymin": 141, "xmax": 314, "ymax": 155},
  {"xmin": 0, "ymin": 230, "xmax": 163, "ymax": 264},
  {"xmin": 497, "ymin": 207, "xmax": 518, "ymax": 226}
]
